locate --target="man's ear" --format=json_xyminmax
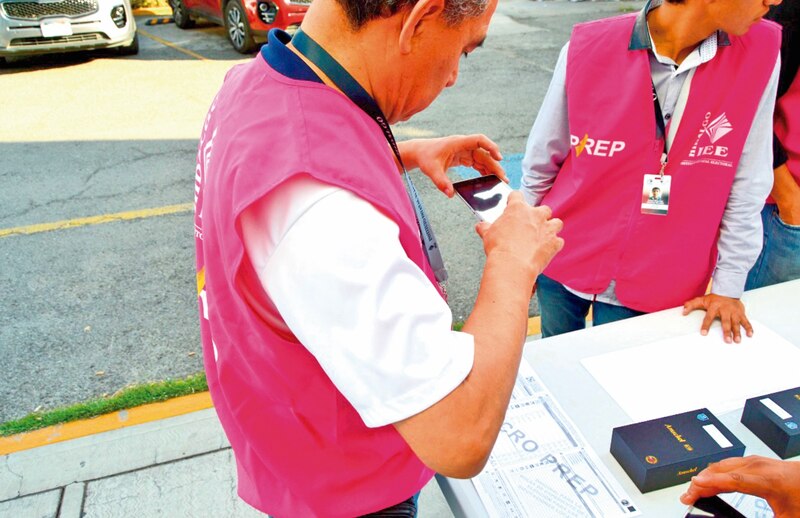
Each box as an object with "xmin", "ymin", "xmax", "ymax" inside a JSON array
[{"xmin": 398, "ymin": 0, "xmax": 446, "ymax": 54}]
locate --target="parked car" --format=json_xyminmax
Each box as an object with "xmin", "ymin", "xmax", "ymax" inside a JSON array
[
  {"xmin": 169, "ymin": 0, "xmax": 309, "ymax": 54},
  {"xmin": 0, "ymin": 0, "xmax": 138, "ymax": 64}
]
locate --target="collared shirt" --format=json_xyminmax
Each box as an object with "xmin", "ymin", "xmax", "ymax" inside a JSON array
[{"xmin": 521, "ymin": 0, "xmax": 779, "ymax": 304}]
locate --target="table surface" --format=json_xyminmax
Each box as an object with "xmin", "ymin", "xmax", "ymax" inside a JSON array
[{"xmin": 437, "ymin": 279, "xmax": 800, "ymax": 518}]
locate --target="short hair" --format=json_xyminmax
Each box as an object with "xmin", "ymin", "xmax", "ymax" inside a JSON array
[{"xmin": 334, "ymin": 0, "xmax": 490, "ymax": 29}]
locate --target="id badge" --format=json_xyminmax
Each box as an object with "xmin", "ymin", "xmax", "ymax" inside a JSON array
[{"xmin": 641, "ymin": 174, "xmax": 671, "ymax": 215}]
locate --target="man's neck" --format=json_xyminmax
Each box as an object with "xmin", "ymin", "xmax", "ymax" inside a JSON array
[
  {"xmin": 287, "ymin": 0, "xmax": 398, "ymax": 118},
  {"xmin": 647, "ymin": 2, "xmax": 716, "ymax": 64}
]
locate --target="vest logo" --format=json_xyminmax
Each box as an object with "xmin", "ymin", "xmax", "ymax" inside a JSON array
[
  {"xmin": 705, "ymin": 113, "xmax": 733, "ymax": 144},
  {"xmin": 683, "ymin": 112, "xmax": 734, "ymax": 168},
  {"xmin": 571, "ymin": 133, "xmax": 626, "ymax": 158}
]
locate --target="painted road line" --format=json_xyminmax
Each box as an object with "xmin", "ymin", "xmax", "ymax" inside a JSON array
[
  {"xmin": 0, "ymin": 203, "xmax": 193, "ymax": 239},
  {"xmin": 138, "ymin": 28, "xmax": 207, "ymax": 61},
  {"xmin": 0, "ymin": 392, "xmax": 213, "ymax": 456}
]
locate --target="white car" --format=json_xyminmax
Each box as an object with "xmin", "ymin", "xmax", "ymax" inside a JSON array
[{"xmin": 0, "ymin": 0, "xmax": 138, "ymax": 64}]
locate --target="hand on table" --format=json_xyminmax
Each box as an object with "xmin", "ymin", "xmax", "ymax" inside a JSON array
[
  {"xmin": 682, "ymin": 294, "xmax": 752, "ymax": 344},
  {"xmin": 680, "ymin": 456, "xmax": 800, "ymax": 518}
]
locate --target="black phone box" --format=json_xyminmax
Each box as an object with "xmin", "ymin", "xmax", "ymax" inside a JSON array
[
  {"xmin": 610, "ymin": 408, "xmax": 745, "ymax": 493},
  {"xmin": 741, "ymin": 386, "xmax": 800, "ymax": 459}
]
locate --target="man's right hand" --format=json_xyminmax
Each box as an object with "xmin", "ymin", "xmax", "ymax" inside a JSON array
[
  {"xmin": 476, "ymin": 192, "xmax": 564, "ymax": 279},
  {"xmin": 680, "ymin": 456, "xmax": 800, "ymax": 518}
]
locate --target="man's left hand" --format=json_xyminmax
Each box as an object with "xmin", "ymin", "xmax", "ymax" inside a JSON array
[
  {"xmin": 397, "ymin": 135, "xmax": 507, "ymax": 197},
  {"xmin": 682, "ymin": 294, "xmax": 753, "ymax": 344}
]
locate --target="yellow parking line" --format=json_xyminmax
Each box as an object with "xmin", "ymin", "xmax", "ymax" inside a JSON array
[
  {"xmin": 138, "ymin": 27, "xmax": 207, "ymax": 61},
  {"xmin": 0, "ymin": 203, "xmax": 193, "ymax": 239}
]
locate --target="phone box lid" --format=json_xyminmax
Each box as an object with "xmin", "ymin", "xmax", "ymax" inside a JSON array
[
  {"xmin": 611, "ymin": 408, "xmax": 745, "ymax": 493},
  {"xmin": 741, "ymin": 386, "xmax": 800, "ymax": 459}
]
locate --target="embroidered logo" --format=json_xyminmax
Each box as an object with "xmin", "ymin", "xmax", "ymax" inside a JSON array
[
  {"xmin": 683, "ymin": 112, "xmax": 734, "ymax": 168},
  {"xmin": 570, "ymin": 133, "xmax": 626, "ymax": 158},
  {"xmin": 704, "ymin": 113, "xmax": 733, "ymax": 144}
]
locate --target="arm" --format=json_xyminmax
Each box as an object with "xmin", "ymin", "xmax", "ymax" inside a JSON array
[
  {"xmin": 772, "ymin": 61, "xmax": 800, "ymax": 225},
  {"xmin": 397, "ymin": 135, "xmax": 508, "ymax": 197},
  {"xmin": 520, "ymin": 42, "xmax": 571, "ymax": 207},
  {"xmin": 683, "ymin": 57, "xmax": 780, "ymax": 343},
  {"xmin": 771, "ymin": 163, "xmax": 800, "ymax": 225},
  {"xmin": 680, "ymin": 456, "xmax": 800, "ymax": 518},
  {"xmin": 394, "ymin": 193, "xmax": 564, "ymax": 478}
]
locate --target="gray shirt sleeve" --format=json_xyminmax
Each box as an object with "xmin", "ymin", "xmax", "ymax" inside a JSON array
[
  {"xmin": 521, "ymin": 42, "xmax": 571, "ymax": 207},
  {"xmin": 711, "ymin": 56, "xmax": 781, "ymax": 298}
]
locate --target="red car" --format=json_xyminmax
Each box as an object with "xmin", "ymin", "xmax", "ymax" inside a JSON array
[{"xmin": 169, "ymin": 0, "xmax": 309, "ymax": 53}]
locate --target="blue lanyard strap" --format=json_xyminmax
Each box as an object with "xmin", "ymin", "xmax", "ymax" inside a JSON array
[{"xmin": 292, "ymin": 29, "xmax": 448, "ymax": 286}]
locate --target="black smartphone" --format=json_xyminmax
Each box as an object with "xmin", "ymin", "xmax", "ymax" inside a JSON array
[
  {"xmin": 685, "ymin": 496, "xmax": 748, "ymax": 518},
  {"xmin": 452, "ymin": 175, "xmax": 514, "ymax": 224}
]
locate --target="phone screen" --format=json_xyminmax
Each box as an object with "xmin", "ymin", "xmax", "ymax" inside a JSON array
[
  {"xmin": 452, "ymin": 175, "xmax": 514, "ymax": 223},
  {"xmin": 685, "ymin": 496, "xmax": 749, "ymax": 518}
]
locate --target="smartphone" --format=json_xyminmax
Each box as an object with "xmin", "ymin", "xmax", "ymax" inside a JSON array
[
  {"xmin": 685, "ymin": 496, "xmax": 748, "ymax": 518},
  {"xmin": 452, "ymin": 175, "xmax": 514, "ymax": 224}
]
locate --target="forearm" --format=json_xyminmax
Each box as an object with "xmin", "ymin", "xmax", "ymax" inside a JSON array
[
  {"xmin": 395, "ymin": 252, "xmax": 538, "ymax": 478},
  {"xmin": 521, "ymin": 43, "xmax": 570, "ymax": 206},
  {"xmin": 396, "ymin": 139, "xmax": 421, "ymax": 172},
  {"xmin": 771, "ymin": 163, "xmax": 800, "ymax": 206}
]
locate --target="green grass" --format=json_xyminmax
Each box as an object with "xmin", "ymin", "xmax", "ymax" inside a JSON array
[
  {"xmin": 0, "ymin": 373, "xmax": 208, "ymax": 437},
  {"xmin": 453, "ymin": 321, "xmax": 464, "ymax": 331}
]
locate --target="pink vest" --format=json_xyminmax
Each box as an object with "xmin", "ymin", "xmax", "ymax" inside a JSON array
[
  {"xmin": 542, "ymin": 15, "xmax": 781, "ymax": 312},
  {"xmin": 193, "ymin": 56, "xmax": 437, "ymax": 516},
  {"xmin": 773, "ymin": 66, "xmax": 800, "ymax": 198}
]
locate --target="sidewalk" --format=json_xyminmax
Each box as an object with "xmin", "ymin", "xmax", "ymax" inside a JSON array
[
  {"xmin": 0, "ymin": 319, "xmax": 552, "ymax": 517},
  {"xmin": 0, "ymin": 404, "xmax": 455, "ymax": 517}
]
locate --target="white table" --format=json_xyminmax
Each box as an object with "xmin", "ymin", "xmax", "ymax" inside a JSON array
[{"xmin": 438, "ymin": 279, "xmax": 800, "ymax": 517}]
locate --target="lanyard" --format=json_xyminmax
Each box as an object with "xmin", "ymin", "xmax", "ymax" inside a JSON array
[
  {"xmin": 651, "ymin": 81, "xmax": 668, "ymax": 177},
  {"xmin": 292, "ymin": 29, "xmax": 449, "ymax": 288}
]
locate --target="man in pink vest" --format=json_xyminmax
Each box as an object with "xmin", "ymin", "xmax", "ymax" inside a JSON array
[
  {"xmin": 522, "ymin": 0, "xmax": 782, "ymax": 344},
  {"xmin": 746, "ymin": 2, "xmax": 800, "ymax": 290},
  {"xmin": 194, "ymin": 0, "xmax": 564, "ymax": 515}
]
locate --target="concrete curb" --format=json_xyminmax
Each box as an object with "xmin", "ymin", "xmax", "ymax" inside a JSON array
[{"xmin": 0, "ymin": 392, "xmax": 212, "ymax": 456}]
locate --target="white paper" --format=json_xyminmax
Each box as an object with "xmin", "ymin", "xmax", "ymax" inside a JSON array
[
  {"xmin": 581, "ymin": 320, "xmax": 800, "ymax": 422},
  {"xmin": 472, "ymin": 361, "xmax": 640, "ymax": 518}
]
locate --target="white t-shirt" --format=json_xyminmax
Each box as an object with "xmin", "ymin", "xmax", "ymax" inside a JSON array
[{"xmin": 239, "ymin": 175, "xmax": 475, "ymax": 428}]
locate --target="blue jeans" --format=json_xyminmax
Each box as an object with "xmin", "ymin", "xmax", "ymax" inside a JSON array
[
  {"xmin": 745, "ymin": 204, "xmax": 800, "ymax": 290},
  {"xmin": 361, "ymin": 492, "xmax": 419, "ymax": 517},
  {"xmin": 536, "ymin": 274, "xmax": 645, "ymax": 338}
]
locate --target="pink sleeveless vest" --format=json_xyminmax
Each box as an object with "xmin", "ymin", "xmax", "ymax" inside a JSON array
[
  {"xmin": 193, "ymin": 56, "xmax": 437, "ymax": 516},
  {"xmin": 774, "ymin": 67, "xmax": 800, "ymax": 196},
  {"xmin": 542, "ymin": 15, "xmax": 781, "ymax": 312}
]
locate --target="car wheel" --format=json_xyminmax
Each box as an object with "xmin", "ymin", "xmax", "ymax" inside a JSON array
[
  {"xmin": 118, "ymin": 33, "xmax": 139, "ymax": 56},
  {"xmin": 224, "ymin": 0, "xmax": 256, "ymax": 54},
  {"xmin": 170, "ymin": 0, "xmax": 194, "ymax": 29}
]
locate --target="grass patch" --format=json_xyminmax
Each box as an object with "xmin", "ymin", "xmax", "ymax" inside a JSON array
[
  {"xmin": 0, "ymin": 373, "xmax": 208, "ymax": 437},
  {"xmin": 453, "ymin": 321, "xmax": 464, "ymax": 331}
]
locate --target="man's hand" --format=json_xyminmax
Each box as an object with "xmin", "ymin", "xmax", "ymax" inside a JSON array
[
  {"xmin": 397, "ymin": 135, "xmax": 507, "ymax": 197},
  {"xmin": 771, "ymin": 163, "xmax": 800, "ymax": 226},
  {"xmin": 682, "ymin": 294, "xmax": 752, "ymax": 343},
  {"xmin": 475, "ymin": 193, "xmax": 564, "ymax": 277},
  {"xmin": 680, "ymin": 456, "xmax": 800, "ymax": 518}
]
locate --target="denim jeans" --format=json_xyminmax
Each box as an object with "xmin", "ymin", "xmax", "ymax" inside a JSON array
[
  {"xmin": 536, "ymin": 274, "xmax": 645, "ymax": 338},
  {"xmin": 745, "ymin": 204, "xmax": 800, "ymax": 290},
  {"xmin": 361, "ymin": 492, "xmax": 419, "ymax": 517}
]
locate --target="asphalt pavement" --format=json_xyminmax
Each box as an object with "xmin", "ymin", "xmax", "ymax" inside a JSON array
[
  {"xmin": 0, "ymin": 0, "xmax": 642, "ymax": 423},
  {"xmin": 0, "ymin": 1, "xmax": 648, "ymax": 516}
]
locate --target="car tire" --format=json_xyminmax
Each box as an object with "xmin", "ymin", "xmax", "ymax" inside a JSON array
[
  {"xmin": 170, "ymin": 0, "xmax": 195, "ymax": 29},
  {"xmin": 224, "ymin": 0, "xmax": 256, "ymax": 54},
  {"xmin": 118, "ymin": 33, "xmax": 140, "ymax": 56}
]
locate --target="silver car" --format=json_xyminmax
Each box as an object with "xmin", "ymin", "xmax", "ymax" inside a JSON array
[{"xmin": 0, "ymin": 0, "xmax": 138, "ymax": 63}]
